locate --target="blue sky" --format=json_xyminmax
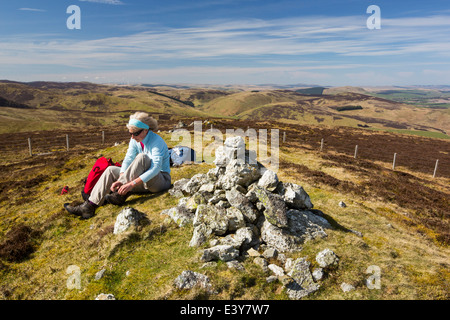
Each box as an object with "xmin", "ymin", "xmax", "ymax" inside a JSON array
[{"xmin": 1, "ymin": 0, "xmax": 450, "ymax": 86}]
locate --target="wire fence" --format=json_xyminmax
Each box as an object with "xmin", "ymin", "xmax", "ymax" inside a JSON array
[
  {"xmin": 280, "ymin": 127, "xmax": 449, "ymax": 178},
  {"xmin": 0, "ymin": 129, "xmax": 131, "ymax": 157},
  {"xmin": 0, "ymin": 124, "xmax": 448, "ymax": 179},
  {"xmin": 317, "ymin": 138, "xmax": 442, "ymax": 176}
]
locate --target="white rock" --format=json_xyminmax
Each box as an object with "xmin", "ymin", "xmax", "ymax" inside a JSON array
[
  {"xmin": 268, "ymin": 264, "xmax": 285, "ymax": 277},
  {"xmin": 285, "ymin": 258, "xmax": 319, "ymax": 300},
  {"xmin": 201, "ymin": 245, "xmax": 239, "ymax": 262},
  {"xmin": 224, "ymin": 136, "xmax": 246, "ymax": 149},
  {"xmin": 173, "ymin": 270, "xmax": 214, "ymax": 293},
  {"xmin": 94, "ymin": 268, "xmax": 106, "ymax": 280},
  {"xmin": 281, "ymin": 182, "xmax": 313, "ymax": 210},
  {"xmin": 257, "ymin": 169, "xmax": 279, "ymax": 191},
  {"xmin": 341, "ymin": 282, "xmax": 355, "ymax": 292},
  {"xmin": 114, "ymin": 207, "xmax": 145, "ymax": 235},
  {"xmin": 253, "ymin": 257, "xmax": 268, "ymax": 271},
  {"xmin": 263, "ymin": 247, "xmax": 278, "ymax": 259},
  {"xmin": 284, "ymin": 258, "xmax": 294, "ymax": 273},
  {"xmin": 316, "ymin": 249, "xmax": 339, "ymax": 268},
  {"xmin": 312, "ymin": 268, "xmax": 324, "ymax": 281},
  {"xmin": 247, "ymin": 248, "xmax": 261, "ymax": 257}
]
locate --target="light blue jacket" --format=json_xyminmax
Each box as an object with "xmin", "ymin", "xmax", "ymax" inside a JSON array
[{"xmin": 120, "ymin": 131, "xmax": 171, "ymax": 183}]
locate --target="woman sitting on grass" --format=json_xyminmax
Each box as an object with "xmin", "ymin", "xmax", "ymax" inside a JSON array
[{"xmin": 64, "ymin": 112, "xmax": 171, "ymax": 219}]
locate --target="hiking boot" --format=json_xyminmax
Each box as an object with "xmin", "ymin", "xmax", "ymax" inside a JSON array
[
  {"xmin": 64, "ymin": 200, "xmax": 96, "ymax": 219},
  {"xmin": 104, "ymin": 192, "xmax": 129, "ymax": 206}
]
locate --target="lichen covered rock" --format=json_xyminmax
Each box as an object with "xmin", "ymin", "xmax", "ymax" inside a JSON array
[{"xmin": 162, "ymin": 136, "xmax": 335, "ymax": 299}]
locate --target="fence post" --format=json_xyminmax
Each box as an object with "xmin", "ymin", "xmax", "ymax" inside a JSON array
[
  {"xmin": 102, "ymin": 131, "xmax": 105, "ymax": 145},
  {"xmin": 433, "ymin": 159, "xmax": 439, "ymax": 178},
  {"xmin": 320, "ymin": 138, "xmax": 324, "ymax": 152},
  {"xmin": 392, "ymin": 153, "xmax": 397, "ymax": 171},
  {"xmin": 28, "ymin": 138, "xmax": 32, "ymax": 156},
  {"xmin": 66, "ymin": 134, "xmax": 69, "ymax": 151},
  {"xmin": 283, "ymin": 131, "xmax": 286, "ymax": 143},
  {"xmin": 354, "ymin": 145, "xmax": 358, "ymax": 159}
]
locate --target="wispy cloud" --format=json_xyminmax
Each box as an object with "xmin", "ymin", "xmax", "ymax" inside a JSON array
[
  {"xmin": 79, "ymin": 0, "xmax": 124, "ymax": 5},
  {"xmin": 3, "ymin": 14, "xmax": 450, "ymax": 63},
  {"xmin": 20, "ymin": 66, "xmax": 335, "ymax": 85},
  {"xmin": 2, "ymin": 13, "xmax": 450, "ymax": 85},
  {"xmin": 18, "ymin": 8, "xmax": 46, "ymax": 12}
]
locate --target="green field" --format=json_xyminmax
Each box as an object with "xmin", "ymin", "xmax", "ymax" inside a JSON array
[
  {"xmin": 368, "ymin": 127, "xmax": 450, "ymax": 139},
  {"xmin": 371, "ymin": 89, "xmax": 450, "ymax": 109}
]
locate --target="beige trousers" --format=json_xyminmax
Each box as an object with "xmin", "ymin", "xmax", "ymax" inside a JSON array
[{"xmin": 89, "ymin": 153, "xmax": 171, "ymax": 205}]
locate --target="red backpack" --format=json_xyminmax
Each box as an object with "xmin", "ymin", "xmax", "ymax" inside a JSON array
[{"xmin": 82, "ymin": 157, "xmax": 121, "ymax": 200}]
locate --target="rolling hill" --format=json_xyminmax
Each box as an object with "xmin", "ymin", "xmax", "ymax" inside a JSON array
[
  {"xmin": 0, "ymin": 81, "xmax": 209, "ymax": 133},
  {"xmin": 189, "ymin": 88, "xmax": 449, "ymax": 137},
  {"xmin": 1, "ymin": 81, "xmax": 449, "ymax": 139}
]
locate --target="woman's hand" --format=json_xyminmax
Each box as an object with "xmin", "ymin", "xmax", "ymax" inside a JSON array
[
  {"xmin": 117, "ymin": 182, "xmax": 134, "ymax": 196},
  {"xmin": 110, "ymin": 181, "xmax": 123, "ymax": 192}
]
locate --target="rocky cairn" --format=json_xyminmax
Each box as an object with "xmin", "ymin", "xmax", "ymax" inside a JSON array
[
  {"xmin": 162, "ymin": 136, "xmax": 335, "ymax": 299},
  {"xmin": 163, "ymin": 136, "xmax": 331, "ymax": 253}
]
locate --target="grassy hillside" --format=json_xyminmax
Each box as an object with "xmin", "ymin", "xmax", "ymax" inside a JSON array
[
  {"xmin": 369, "ymin": 88, "xmax": 450, "ymax": 109},
  {"xmin": 0, "ymin": 121, "xmax": 448, "ymax": 300},
  {"xmin": 155, "ymin": 88, "xmax": 237, "ymax": 108},
  {"xmin": 200, "ymin": 90, "xmax": 299, "ymax": 117},
  {"xmin": 1, "ymin": 81, "xmax": 449, "ymax": 138},
  {"xmin": 0, "ymin": 81, "xmax": 209, "ymax": 133},
  {"xmin": 197, "ymin": 89, "xmax": 450, "ymax": 137}
]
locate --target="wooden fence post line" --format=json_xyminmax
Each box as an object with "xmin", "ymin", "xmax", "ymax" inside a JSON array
[
  {"xmin": 392, "ymin": 153, "xmax": 397, "ymax": 170},
  {"xmin": 66, "ymin": 134, "xmax": 69, "ymax": 151},
  {"xmin": 320, "ymin": 138, "xmax": 324, "ymax": 152},
  {"xmin": 433, "ymin": 159, "xmax": 439, "ymax": 178},
  {"xmin": 28, "ymin": 138, "xmax": 32, "ymax": 156},
  {"xmin": 354, "ymin": 145, "xmax": 358, "ymax": 159}
]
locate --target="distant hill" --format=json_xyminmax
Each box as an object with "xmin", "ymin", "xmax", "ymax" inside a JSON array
[
  {"xmin": 323, "ymin": 86, "xmax": 370, "ymax": 95},
  {"xmin": 200, "ymin": 90, "xmax": 306, "ymax": 117},
  {"xmin": 0, "ymin": 81, "xmax": 209, "ymax": 133},
  {"xmin": 190, "ymin": 88, "xmax": 449, "ymax": 136},
  {"xmin": 295, "ymin": 87, "xmax": 326, "ymax": 95},
  {"xmin": 0, "ymin": 81, "xmax": 449, "ymax": 137}
]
